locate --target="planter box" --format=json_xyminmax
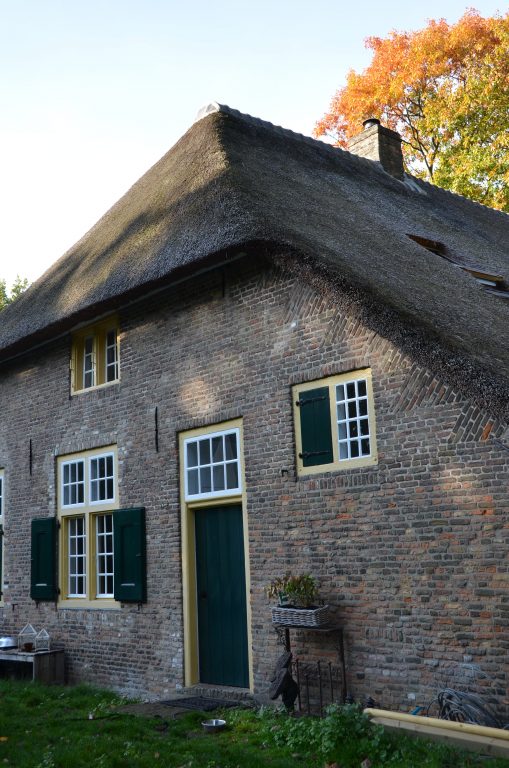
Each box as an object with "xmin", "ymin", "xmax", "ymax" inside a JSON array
[{"xmin": 271, "ymin": 605, "xmax": 330, "ymax": 627}]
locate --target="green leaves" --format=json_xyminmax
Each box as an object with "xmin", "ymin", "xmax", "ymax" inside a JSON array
[{"xmin": 0, "ymin": 275, "xmax": 29, "ymax": 310}]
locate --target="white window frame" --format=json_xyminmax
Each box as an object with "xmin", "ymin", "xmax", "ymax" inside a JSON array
[
  {"xmin": 83, "ymin": 335, "xmax": 96, "ymax": 389},
  {"xmin": 89, "ymin": 453, "xmax": 116, "ymax": 505},
  {"xmin": 105, "ymin": 328, "xmax": 119, "ymax": 383},
  {"xmin": 95, "ymin": 513, "xmax": 114, "ymax": 598},
  {"xmin": 183, "ymin": 427, "xmax": 242, "ymax": 501},
  {"xmin": 335, "ymin": 376, "xmax": 372, "ymax": 462},
  {"xmin": 57, "ymin": 447, "xmax": 118, "ymax": 604},
  {"xmin": 61, "ymin": 459, "xmax": 85, "ymax": 508}
]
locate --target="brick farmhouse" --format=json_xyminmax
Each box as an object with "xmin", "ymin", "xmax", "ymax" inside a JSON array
[{"xmin": 0, "ymin": 104, "xmax": 508, "ymax": 710}]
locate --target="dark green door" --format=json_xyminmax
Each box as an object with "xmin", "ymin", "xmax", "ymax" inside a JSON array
[{"xmin": 195, "ymin": 505, "xmax": 249, "ymax": 688}]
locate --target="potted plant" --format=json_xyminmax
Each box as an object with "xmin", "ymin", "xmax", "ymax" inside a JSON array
[{"xmin": 266, "ymin": 572, "xmax": 329, "ymax": 627}]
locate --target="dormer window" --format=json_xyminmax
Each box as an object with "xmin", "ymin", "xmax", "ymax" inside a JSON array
[
  {"xmin": 71, "ymin": 317, "xmax": 120, "ymax": 394},
  {"xmin": 407, "ymin": 235, "xmax": 509, "ymax": 299}
]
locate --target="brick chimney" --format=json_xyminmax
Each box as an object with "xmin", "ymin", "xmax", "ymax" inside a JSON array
[{"xmin": 347, "ymin": 118, "xmax": 404, "ymax": 181}]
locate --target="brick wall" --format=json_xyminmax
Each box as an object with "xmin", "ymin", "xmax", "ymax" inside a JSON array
[{"xmin": 0, "ymin": 254, "xmax": 508, "ymax": 711}]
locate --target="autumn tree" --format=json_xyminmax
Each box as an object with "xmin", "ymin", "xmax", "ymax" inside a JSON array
[
  {"xmin": 315, "ymin": 10, "xmax": 509, "ymax": 211},
  {"xmin": 0, "ymin": 276, "xmax": 29, "ymax": 311}
]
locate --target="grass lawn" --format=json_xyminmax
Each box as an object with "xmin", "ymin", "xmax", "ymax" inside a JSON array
[{"xmin": 1, "ymin": 680, "xmax": 509, "ymax": 767}]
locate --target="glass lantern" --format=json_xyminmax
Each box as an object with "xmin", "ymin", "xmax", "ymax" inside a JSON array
[
  {"xmin": 18, "ymin": 623, "xmax": 37, "ymax": 652},
  {"xmin": 35, "ymin": 629, "xmax": 51, "ymax": 652}
]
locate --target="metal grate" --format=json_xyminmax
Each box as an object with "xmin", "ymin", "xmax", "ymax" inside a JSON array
[
  {"xmin": 293, "ymin": 660, "xmax": 344, "ymax": 715},
  {"xmin": 160, "ymin": 696, "xmax": 238, "ymax": 711}
]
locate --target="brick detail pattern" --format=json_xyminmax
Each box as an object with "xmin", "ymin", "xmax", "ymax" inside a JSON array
[{"xmin": 0, "ymin": 254, "xmax": 508, "ymax": 713}]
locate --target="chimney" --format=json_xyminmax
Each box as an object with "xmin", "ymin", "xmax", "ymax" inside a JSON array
[{"xmin": 347, "ymin": 118, "xmax": 404, "ymax": 181}]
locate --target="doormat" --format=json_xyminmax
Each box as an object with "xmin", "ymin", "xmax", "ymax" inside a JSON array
[{"xmin": 160, "ymin": 696, "xmax": 239, "ymax": 711}]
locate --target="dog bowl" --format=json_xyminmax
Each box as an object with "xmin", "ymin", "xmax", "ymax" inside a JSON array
[{"xmin": 201, "ymin": 718, "xmax": 226, "ymax": 733}]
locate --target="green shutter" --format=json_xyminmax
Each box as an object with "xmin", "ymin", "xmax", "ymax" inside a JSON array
[
  {"xmin": 297, "ymin": 386, "xmax": 334, "ymax": 467},
  {"xmin": 31, "ymin": 517, "xmax": 57, "ymax": 601},
  {"xmin": 113, "ymin": 507, "xmax": 146, "ymax": 602}
]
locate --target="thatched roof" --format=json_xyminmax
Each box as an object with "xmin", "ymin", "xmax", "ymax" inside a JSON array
[{"xmin": 1, "ymin": 103, "xmax": 509, "ymax": 400}]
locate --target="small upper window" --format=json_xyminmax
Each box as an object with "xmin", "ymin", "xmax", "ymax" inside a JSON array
[
  {"xmin": 293, "ymin": 370, "xmax": 377, "ymax": 477},
  {"xmin": 72, "ymin": 318, "xmax": 119, "ymax": 394},
  {"xmin": 184, "ymin": 428, "xmax": 242, "ymax": 500},
  {"xmin": 407, "ymin": 234, "xmax": 509, "ymax": 298}
]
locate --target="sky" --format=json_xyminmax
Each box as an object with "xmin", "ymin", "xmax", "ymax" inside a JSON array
[{"xmin": 0, "ymin": 1, "xmax": 506, "ymax": 287}]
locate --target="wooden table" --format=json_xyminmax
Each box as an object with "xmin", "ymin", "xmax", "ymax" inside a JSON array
[{"xmin": 0, "ymin": 648, "xmax": 65, "ymax": 684}]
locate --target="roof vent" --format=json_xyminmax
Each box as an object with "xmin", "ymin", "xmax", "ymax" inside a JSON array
[{"xmin": 347, "ymin": 119, "xmax": 404, "ymax": 181}]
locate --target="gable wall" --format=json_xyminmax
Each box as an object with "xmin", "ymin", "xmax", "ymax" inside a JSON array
[{"xmin": 0, "ymin": 254, "xmax": 508, "ymax": 710}]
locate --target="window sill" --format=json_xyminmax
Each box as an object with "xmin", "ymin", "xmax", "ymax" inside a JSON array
[
  {"xmin": 71, "ymin": 380, "xmax": 120, "ymax": 396},
  {"xmin": 57, "ymin": 599, "xmax": 120, "ymax": 610},
  {"xmin": 297, "ymin": 455, "xmax": 378, "ymax": 477}
]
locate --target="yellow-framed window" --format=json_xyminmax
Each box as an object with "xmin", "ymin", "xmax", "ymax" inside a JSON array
[
  {"xmin": 293, "ymin": 369, "xmax": 378, "ymax": 477},
  {"xmin": 57, "ymin": 447, "xmax": 118, "ymax": 606},
  {"xmin": 71, "ymin": 316, "xmax": 119, "ymax": 394}
]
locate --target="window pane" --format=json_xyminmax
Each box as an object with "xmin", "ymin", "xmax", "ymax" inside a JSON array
[
  {"xmin": 349, "ymin": 421, "xmax": 359, "ymax": 438},
  {"xmin": 188, "ymin": 468, "xmax": 199, "ymax": 495},
  {"xmin": 212, "ymin": 436, "xmax": 224, "ymax": 463},
  {"xmin": 346, "ymin": 382, "xmax": 356, "ymax": 399},
  {"xmin": 225, "ymin": 433, "xmax": 238, "ymax": 460},
  {"xmin": 226, "ymin": 462, "xmax": 239, "ymax": 489},
  {"xmin": 339, "ymin": 442, "xmax": 349, "ymax": 460},
  {"xmin": 336, "ymin": 384, "xmax": 345, "ymax": 402},
  {"xmin": 359, "ymin": 399, "xmax": 368, "ymax": 417},
  {"xmin": 360, "ymin": 419, "xmax": 369, "ymax": 436},
  {"xmin": 348, "ymin": 401, "xmax": 358, "ymax": 418},
  {"xmin": 200, "ymin": 467, "xmax": 211, "ymax": 494},
  {"xmin": 213, "ymin": 465, "xmax": 225, "ymax": 491},
  {"xmin": 199, "ymin": 439, "xmax": 211, "ymax": 465},
  {"xmin": 361, "ymin": 438, "xmax": 371, "ymax": 455},
  {"xmin": 338, "ymin": 422, "xmax": 347, "ymax": 439},
  {"xmin": 187, "ymin": 442, "xmax": 198, "ymax": 468},
  {"xmin": 337, "ymin": 403, "xmax": 346, "ymax": 421},
  {"xmin": 358, "ymin": 380, "xmax": 367, "ymax": 397},
  {"xmin": 351, "ymin": 441, "xmax": 359, "ymax": 458}
]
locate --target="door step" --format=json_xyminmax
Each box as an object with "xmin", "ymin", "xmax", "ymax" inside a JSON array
[{"xmin": 179, "ymin": 685, "xmax": 255, "ymax": 706}]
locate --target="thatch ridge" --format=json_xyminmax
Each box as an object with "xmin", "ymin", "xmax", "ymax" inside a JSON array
[{"xmin": 1, "ymin": 105, "xmax": 508, "ymax": 409}]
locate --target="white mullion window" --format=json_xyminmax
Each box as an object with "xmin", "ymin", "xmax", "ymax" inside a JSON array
[
  {"xmin": 59, "ymin": 447, "xmax": 117, "ymax": 602},
  {"xmin": 105, "ymin": 329, "xmax": 119, "ymax": 383},
  {"xmin": 336, "ymin": 378, "xmax": 371, "ymax": 461},
  {"xmin": 83, "ymin": 336, "xmax": 96, "ymax": 389},
  {"xmin": 185, "ymin": 428, "xmax": 241, "ymax": 500},
  {"xmin": 62, "ymin": 460, "xmax": 85, "ymax": 507},
  {"xmin": 96, "ymin": 514, "xmax": 114, "ymax": 597},
  {"xmin": 68, "ymin": 516, "xmax": 87, "ymax": 597},
  {"xmin": 90, "ymin": 453, "xmax": 115, "ymax": 503}
]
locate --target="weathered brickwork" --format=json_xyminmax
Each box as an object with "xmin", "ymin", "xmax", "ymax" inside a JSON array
[{"xmin": 0, "ymin": 254, "xmax": 508, "ymax": 712}]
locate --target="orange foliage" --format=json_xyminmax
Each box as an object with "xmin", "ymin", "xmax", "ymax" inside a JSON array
[{"xmin": 315, "ymin": 10, "xmax": 509, "ymax": 210}]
